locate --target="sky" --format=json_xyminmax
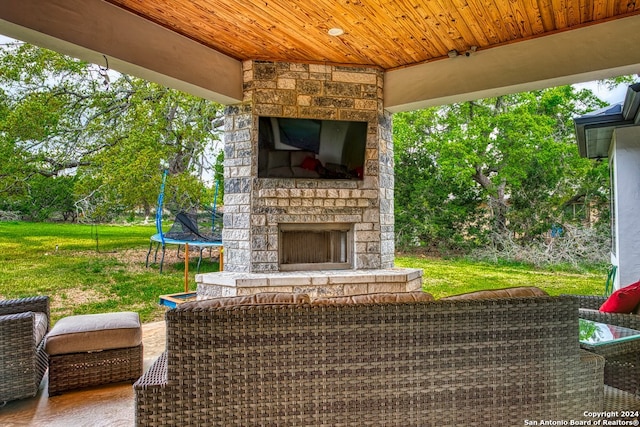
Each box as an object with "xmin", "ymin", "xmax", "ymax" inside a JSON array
[{"xmin": 574, "ymin": 81, "xmax": 629, "ymax": 105}]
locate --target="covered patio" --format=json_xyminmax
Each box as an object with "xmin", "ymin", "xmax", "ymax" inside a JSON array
[
  {"xmin": 2, "ymin": 2, "xmax": 640, "ymax": 282},
  {"xmin": 3, "ymin": 0, "xmax": 639, "ymax": 283},
  {"xmin": 2, "ymin": 0, "xmax": 640, "ymax": 424}
]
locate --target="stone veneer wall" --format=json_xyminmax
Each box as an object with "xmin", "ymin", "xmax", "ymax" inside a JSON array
[{"xmin": 222, "ymin": 61, "xmax": 394, "ymax": 273}]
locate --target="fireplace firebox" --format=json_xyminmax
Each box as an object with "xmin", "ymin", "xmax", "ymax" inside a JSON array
[{"xmin": 279, "ymin": 223, "xmax": 352, "ymax": 271}]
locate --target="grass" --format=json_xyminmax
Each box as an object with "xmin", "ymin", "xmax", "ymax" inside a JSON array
[
  {"xmin": 0, "ymin": 222, "xmax": 607, "ymax": 324},
  {"xmin": 0, "ymin": 221, "xmax": 219, "ymax": 324},
  {"xmin": 395, "ymin": 255, "xmax": 607, "ymax": 298}
]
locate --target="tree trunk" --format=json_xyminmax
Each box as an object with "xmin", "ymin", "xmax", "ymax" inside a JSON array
[
  {"xmin": 473, "ymin": 167, "xmax": 508, "ymax": 233},
  {"xmin": 492, "ymin": 181, "xmax": 508, "ymax": 233}
]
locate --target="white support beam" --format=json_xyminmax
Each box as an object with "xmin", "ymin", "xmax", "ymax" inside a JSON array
[
  {"xmin": 385, "ymin": 14, "xmax": 640, "ymax": 112},
  {"xmin": 0, "ymin": 0, "xmax": 243, "ymax": 104}
]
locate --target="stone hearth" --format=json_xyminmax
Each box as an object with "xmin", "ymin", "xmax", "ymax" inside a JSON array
[{"xmin": 197, "ymin": 269, "xmax": 422, "ymax": 298}]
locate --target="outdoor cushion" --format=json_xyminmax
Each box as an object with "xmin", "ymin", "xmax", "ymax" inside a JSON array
[
  {"xmin": 599, "ymin": 280, "xmax": 640, "ymax": 313},
  {"xmin": 45, "ymin": 311, "xmax": 141, "ymax": 355},
  {"xmin": 312, "ymin": 291, "xmax": 434, "ymax": 305},
  {"xmin": 267, "ymin": 166, "xmax": 293, "ymax": 177},
  {"xmin": 440, "ymin": 286, "xmax": 549, "ymax": 300},
  {"xmin": 268, "ymin": 150, "xmax": 290, "ymax": 169},
  {"xmin": 33, "ymin": 312, "xmax": 48, "ymax": 345},
  {"xmin": 300, "ymin": 156, "xmax": 320, "ymax": 171},
  {"xmin": 291, "ymin": 166, "xmax": 320, "ymax": 178},
  {"xmin": 180, "ymin": 292, "xmax": 311, "ymax": 309},
  {"xmin": 267, "ymin": 150, "xmax": 293, "ymax": 177}
]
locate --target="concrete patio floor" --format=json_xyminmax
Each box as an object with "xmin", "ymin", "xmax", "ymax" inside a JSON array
[{"xmin": 0, "ymin": 321, "xmax": 166, "ymax": 427}]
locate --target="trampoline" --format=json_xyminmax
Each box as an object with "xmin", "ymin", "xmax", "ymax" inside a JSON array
[{"xmin": 145, "ymin": 170, "xmax": 223, "ymax": 273}]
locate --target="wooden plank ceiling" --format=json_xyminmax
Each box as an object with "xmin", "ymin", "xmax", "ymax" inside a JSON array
[{"xmin": 106, "ymin": 0, "xmax": 640, "ymax": 70}]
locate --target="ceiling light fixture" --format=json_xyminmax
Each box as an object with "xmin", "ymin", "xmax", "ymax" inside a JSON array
[
  {"xmin": 328, "ymin": 27, "xmax": 344, "ymax": 37},
  {"xmin": 447, "ymin": 50, "xmax": 459, "ymax": 58}
]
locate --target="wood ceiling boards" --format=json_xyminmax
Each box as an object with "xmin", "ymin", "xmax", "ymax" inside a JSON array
[{"xmin": 106, "ymin": 0, "xmax": 640, "ymax": 70}]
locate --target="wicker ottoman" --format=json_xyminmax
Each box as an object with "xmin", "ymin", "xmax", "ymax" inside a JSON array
[{"xmin": 45, "ymin": 311, "xmax": 143, "ymax": 396}]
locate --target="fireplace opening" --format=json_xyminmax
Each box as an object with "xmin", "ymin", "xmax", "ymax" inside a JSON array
[{"xmin": 279, "ymin": 223, "xmax": 352, "ymax": 271}]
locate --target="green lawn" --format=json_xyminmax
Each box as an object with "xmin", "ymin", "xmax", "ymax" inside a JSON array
[
  {"xmin": 0, "ymin": 222, "xmax": 606, "ymax": 324},
  {"xmin": 395, "ymin": 255, "xmax": 606, "ymax": 298},
  {"xmin": 0, "ymin": 221, "xmax": 219, "ymax": 323}
]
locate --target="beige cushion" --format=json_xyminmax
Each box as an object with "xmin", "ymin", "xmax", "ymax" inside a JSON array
[
  {"xmin": 267, "ymin": 166, "xmax": 293, "ymax": 177},
  {"xmin": 33, "ymin": 312, "xmax": 48, "ymax": 345},
  {"xmin": 45, "ymin": 311, "xmax": 141, "ymax": 355},
  {"xmin": 180, "ymin": 292, "xmax": 311, "ymax": 309},
  {"xmin": 312, "ymin": 291, "xmax": 434, "ymax": 305},
  {"xmin": 441, "ymin": 286, "xmax": 548, "ymax": 301}
]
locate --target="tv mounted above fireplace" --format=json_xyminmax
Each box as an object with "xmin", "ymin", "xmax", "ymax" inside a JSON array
[{"xmin": 257, "ymin": 116, "xmax": 368, "ymax": 180}]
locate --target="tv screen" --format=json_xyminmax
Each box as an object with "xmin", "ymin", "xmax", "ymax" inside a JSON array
[{"xmin": 258, "ymin": 117, "xmax": 368, "ymax": 180}]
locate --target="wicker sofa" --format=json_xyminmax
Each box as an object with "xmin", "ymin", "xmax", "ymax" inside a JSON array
[
  {"xmin": 0, "ymin": 296, "xmax": 49, "ymax": 403},
  {"xmin": 135, "ymin": 293, "xmax": 603, "ymax": 426}
]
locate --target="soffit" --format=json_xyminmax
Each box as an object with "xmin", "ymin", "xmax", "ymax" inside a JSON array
[{"xmin": 575, "ymin": 84, "xmax": 640, "ymax": 159}]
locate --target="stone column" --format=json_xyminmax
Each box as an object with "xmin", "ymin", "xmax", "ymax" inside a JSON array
[{"xmin": 221, "ymin": 104, "xmax": 252, "ymax": 272}]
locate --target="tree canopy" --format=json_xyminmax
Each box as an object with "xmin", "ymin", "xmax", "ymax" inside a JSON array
[
  {"xmin": 393, "ymin": 85, "xmax": 613, "ymax": 253},
  {"xmin": 0, "ymin": 41, "xmax": 224, "ymax": 221}
]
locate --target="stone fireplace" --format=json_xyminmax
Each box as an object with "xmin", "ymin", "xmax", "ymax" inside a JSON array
[{"xmin": 196, "ymin": 60, "xmax": 422, "ymax": 297}]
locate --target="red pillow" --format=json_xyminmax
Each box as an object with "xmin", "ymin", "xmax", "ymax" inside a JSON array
[
  {"xmin": 599, "ymin": 280, "xmax": 640, "ymax": 313},
  {"xmin": 301, "ymin": 156, "xmax": 319, "ymax": 171}
]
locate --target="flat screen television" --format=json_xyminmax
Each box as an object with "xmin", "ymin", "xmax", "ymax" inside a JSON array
[{"xmin": 258, "ymin": 116, "xmax": 368, "ymax": 180}]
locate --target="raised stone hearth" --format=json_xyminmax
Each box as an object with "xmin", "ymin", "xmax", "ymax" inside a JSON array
[{"xmin": 196, "ymin": 268, "xmax": 423, "ymax": 298}]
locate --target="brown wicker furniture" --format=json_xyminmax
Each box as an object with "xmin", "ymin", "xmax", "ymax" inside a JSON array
[
  {"xmin": 0, "ymin": 296, "xmax": 50, "ymax": 404},
  {"xmin": 135, "ymin": 294, "xmax": 603, "ymax": 426},
  {"xmin": 574, "ymin": 294, "xmax": 640, "ymax": 331},
  {"xmin": 580, "ymin": 318, "xmax": 640, "ymax": 402},
  {"xmin": 45, "ymin": 311, "xmax": 143, "ymax": 396},
  {"xmin": 567, "ymin": 294, "xmax": 640, "ymax": 410}
]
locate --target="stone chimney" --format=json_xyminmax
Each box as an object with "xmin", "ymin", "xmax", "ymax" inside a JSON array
[{"xmin": 221, "ymin": 61, "xmax": 395, "ymax": 273}]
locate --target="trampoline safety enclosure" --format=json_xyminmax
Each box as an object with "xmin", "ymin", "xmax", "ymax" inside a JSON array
[{"xmin": 145, "ymin": 170, "xmax": 223, "ymax": 273}]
